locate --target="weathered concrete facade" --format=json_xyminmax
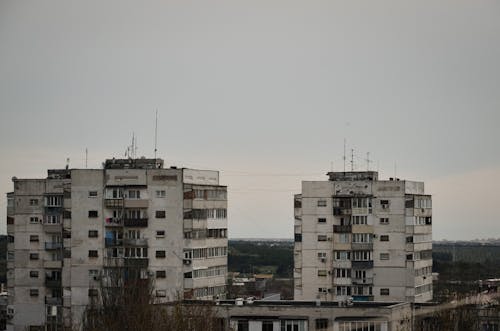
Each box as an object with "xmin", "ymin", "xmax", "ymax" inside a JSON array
[
  {"xmin": 6, "ymin": 158, "xmax": 228, "ymax": 330},
  {"xmin": 294, "ymin": 171, "xmax": 432, "ymax": 303}
]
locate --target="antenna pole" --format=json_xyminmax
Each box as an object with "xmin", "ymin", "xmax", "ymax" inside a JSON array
[
  {"xmin": 85, "ymin": 148, "xmax": 88, "ymax": 169},
  {"xmin": 366, "ymin": 152, "xmax": 370, "ymax": 171},
  {"xmin": 351, "ymin": 149, "xmax": 354, "ymax": 171},
  {"xmin": 343, "ymin": 138, "xmax": 346, "ymax": 173},
  {"xmin": 154, "ymin": 110, "xmax": 158, "ymax": 159}
]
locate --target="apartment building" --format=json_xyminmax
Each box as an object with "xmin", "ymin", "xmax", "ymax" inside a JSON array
[
  {"xmin": 293, "ymin": 171, "xmax": 432, "ymax": 303},
  {"xmin": 6, "ymin": 158, "xmax": 228, "ymax": 331}
]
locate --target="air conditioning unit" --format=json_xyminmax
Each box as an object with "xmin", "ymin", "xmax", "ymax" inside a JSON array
[
  {"xmin": 327, "ymin": 237, "xmax": 332, "ymax": 241},
  {"xmin": 320, "ymin": 257, "xmax": 326, "ymax": 263},
  {"xmin": 328, "ymin": 270, "xmax": 332, "ymax": 275},
  {"xmin": 6, "ymin": 306, "xmax": 14, "ymax": 319},
  {"xmin": 183, "ymin": 259, "xmax": 192, "ymax": 265}
]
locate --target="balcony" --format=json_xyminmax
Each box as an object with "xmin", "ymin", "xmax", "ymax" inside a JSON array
[
  {"xmin": 333, "ymin": 208, "xmax": 352, "ymax": 216},
  {"xmin": 351, "ymin": 261, "xmax": 373, "ymax": 269},
  {"xmin": 352, "ymin": 277, "xmax": 373, "ymax": 285},
  {"xmin": 45, "ymin": 296, "xmax": 62, "ymax": 305},
  {"xmin": 124, "ymin": 218, "xmax": 148, "ymax": 227},
  {"xmin": 45, "ymin": 278, "xmax": 62, "ymax": 288},
  {"xmin": 45, "ymin": 242, "xmax": 62, "ymax": 250},
  {"xmin": 352, "ymin": 295, "xmax": 374, "ymax": 302},
  {"xmin": 105, "ymin": 238, "xmax": 123, "ymax": 247},
  {"xmin": 124, "ymin": 258, "xmax": 149, "ymax": 268},
  {"xmin": 351, "ymin": 243, "xmax": 373, "ymax": 251},
  {"xmin": 105, "ymin": 217, "xmax": 123, "ymax": 227},
  {"xmin": 44, "ymin": 260, "xmax": 62, "ymax": 268},
  {"xmin": 333, "ymin": 225, "xmax": 352, "ymax": 233},
  {"xmin": 43, "ymin": 223, "xmax": 62, "ymax": 233},
  {"xmin": 124, "ymin": 199, "xmax": 149, "ymax": 209},
  {"xmin": 105, "ymin": 199, "xmax": 124, "ymax": 208},
  {"xmin": 123, "ymin": 238, "xmax": 148, "ymax": 246}
]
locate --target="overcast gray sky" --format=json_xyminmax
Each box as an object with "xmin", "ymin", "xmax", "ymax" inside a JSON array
[{"xmin": 1, "ymin": 0, "xmax": 499, "ymax": 239}]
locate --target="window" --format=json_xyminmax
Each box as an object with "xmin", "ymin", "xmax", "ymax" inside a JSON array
[
  {"xmin": 29, "ymin": 199, "xmax": 39, "ymax": 206},
  {"xmin": 380, "ymin": 235, "xmax": 389, "ymax": 242},
  {"xmin": 318, "ymin": 287, "xmax": 328, "ymax": 293},
  {"xmin": 338, "ymin": 233, "xmax": 350, "ymax": 243},
  {"xmin": 317, "ymin": 200, "xmax": 327, "ymax": 207},
  {"xmin": 30, "ymin": 253, "xmax": 39, "ymax": 260},
  {"xmin": 352, "ymin": 215, "xmax": 368, "ymax": 225},
  {"xmin": 336, "ymin": 286, "xmax": 351, "ymax": 296},
  {"xmin": 88, "ymin": 289, "xmax": 98, "ymax": 297},
  {"xmin": 380, "ymin": 217, "xmax": 389, "ymax": 224},
  {"xmin": 316, "ymin": 319, "xmax": 328, "ymax": 329},
  {"xmin": 262, "ymin": 321, "xmax": 273, "ymax": 331},
  {"xmin": 45, "ymin": 215, "xmax": 61, "ymax": 224},
  {"xmin": 88, "ymin": 210, "xmax": 98, "ymax": 218},
  {"xmin": 406, "ymin": 254, "xmax": 413, "ymax": 261},
  {"xmin": 318, "ymin": 235, "xmax": 328, "ymax": 242},
  {"xmin": 30, "ymin": 271, "xmax": 39, "ymax": 278},
  {"xmin": 380, "ymin": 288, "xmax": 390, "ymax": 296},
  {"xmin": 380, "ymin": 253, "xmax": 390, "ymax": 260},
  {"xmin": 30, "ymin": 217, "xmax": 40, "ymax": 224},
  {"xmin": 29, "ymin": 288, "xmax": 39, "ymax": 297},
  {"xmin": 156, "ymin": 250, "xmax": 166, "ymax": 258},
  {"xmin": 88, "ymin": 230, "xmax": 98, "ymax": 238},
  {"xmin": 156, "ymin": 290, "xmax": 166, "ymax": 297},
  {"xmin": 380, "ymin": 200, "xmax": 389, "ymax": 209},
  {"xmin": 88, "ymin": 250, "xmax": 98, "ymax": 258},
  {"xmin": 156, "ymin": 190, "xmax": 166, "ymax": 198},
  {"xmin": 335, "ymin": 251, "xmax": 351, "ymax": 261},
  {"xmin": 29, "ymin": 235, "xmax": 39, "ymax": 242},
  {"xmin": 335, "ymin": 268, "xmax": 351, "ymax": 278},
  {"xmin": 156, "ymin": 270, "xmax": 166, "ymax": 278},
  {"xmin": 156, "ymin": 230, "xmax": 165, "ymax": 237},
  {"xmin": 317, "ymin": 217, "xmax": 327, "ymax": 223},
  {"xmin": 89, "ymin": 270, "xmax": 99, "ymax": 279},
  {"xmin": 88, "ymin": 191, "xmax": 98, "ymax": 197},
  {"xmin": 155, "ymin": 210, "xmax": 166, "ymax": 218},
  {"xmin": 45, "ymin": 196, "xmax": 62, "ymax": 207},
  {"xmin": 294, "ymin": 234, "xmax": 302, "ymax": 242},
  {"xmin": 318, "ymin": 270, "xmax": 327, "ymax": 277},
  {"xmin": 352, "ymin": 233, "xmax": 372, "ymax": 243},
  {"xmin": 317, "ymin": 252, "xmax": 327, "ymax": 259}
]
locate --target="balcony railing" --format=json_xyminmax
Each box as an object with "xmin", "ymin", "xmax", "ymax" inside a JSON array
[
  {"xmin": 45, "ymin": 296, "xmax": 62, "ymax": 305},
  {"xmin": 45, "ymin": 242, "xmax": 63, "ymax": 250},
  {"xmin": 333, "ymin": 225, "xmax": 352, "ymax": 233},
  {"xmin": 352, "ymin": 295, "xmax": 374, "ymax": 302},
  {"xmin": 124, "ymin": 218, "xmax": 148, "ymax": 227},
  {"xmin": 124, "ymin": 258, "xmax": 149, "ymax": 268},
  {"xmin": 45, "ymin": 278, "xmax": 62, "ymax": 287},
  {"xmin": 351, "ymin": 243, "xmax": 373, "ymax": 251},
  {"xmin": 351, "ymin": 261, "xmax": 374, "ymax": 269},
  {"xmin": 352, "ymin": 277, "xmax": 373, "ymax": 285},
  {"xmin": 105, "ymin": 217, "xmax": 123, "ymax": 226},
  {"xmin": 123, "ymin": 238, "xmax": 148, "ymax": 246},
  {"xmin": 333, "ymin": 208, "xmax": 352, "ymax": 216},
  {"xmin": 105, "ymin": 238, "xmax": 123, "ymax": 247},
  {"xmin": 105, "ymin": 199, "xmax": 124, "ymax": 208}
]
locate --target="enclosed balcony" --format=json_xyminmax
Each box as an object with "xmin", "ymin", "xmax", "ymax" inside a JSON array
[
  {"xmin": 352, "ymin": 277, "xmax": 373, "ymax": 285},
  {"xmin": 124, "ymin": 218, "xmax": 148, "ymax": 227},
  {"xmin": 105, "ymin": 199, "xmax": 124, "ymax": 208},
  {"xmin": 45, "ymin": 277, "xmax": 62, "ymax": 288},
  {"xmin": 351, "ymin": 261, "xmax": 373, "ymax": 269},
  {"xmin": 45, "ymin": 296, "xmax": 62, "ymax": 305},
  {"xmin": 45, "ymin": 242, "xmax": 62, "ymax": 250},
  {"xmin": 333, "ymin": 225, "xmax": 352, "ymax": 233},
  {"xmin": 351, "ymin": 243, "xmax": 373, "ymax": 251}
]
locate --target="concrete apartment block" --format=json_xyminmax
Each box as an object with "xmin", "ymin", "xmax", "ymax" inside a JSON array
[
  {"xmin": 6, "ymin": 158, "xmax": 228, "ymax": 331},
  {"xmin": 294, "ymin": 171, "xmax": 432, "ymax": 303}
]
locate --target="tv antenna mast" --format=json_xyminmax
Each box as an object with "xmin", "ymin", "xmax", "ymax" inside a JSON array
[
  {"xmin": 343, "ymin": 138, "xmax": 346, "ymax": 173},
  {"xmin": 154, "ymin": 110, "xmax": 158, "ymax": 159},
  {"xmin": 350, "ymin": 148, "xmax": 354, "ymax": 171}
]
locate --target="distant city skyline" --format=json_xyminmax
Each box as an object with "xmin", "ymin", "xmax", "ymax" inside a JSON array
[{"xmin": 1, "ymin": 0, "xmax": 499, "ymax": 240}]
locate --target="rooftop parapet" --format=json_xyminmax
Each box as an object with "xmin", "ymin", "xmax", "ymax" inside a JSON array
[
  {"xmin": 104, "ymin": 158, "xmax": 164, "ymax": 169},
  {"xmin": 327, "ymin": 171, "xmax": 378, "ymax": 182}
]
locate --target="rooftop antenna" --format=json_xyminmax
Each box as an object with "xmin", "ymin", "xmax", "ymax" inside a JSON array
[
  {"xmin": 394, "ymin": 161, "xmax": 397, "ymax": 179},
  {"xmin": 343, "ymin": 138, "xmax": 346, "ymax": 173},
  {"xmin": 350, "ymin": 148, "xmax": 354, "ymax": 171},
  {"xmin": 66, "ymin": 158, "xmax": 70, "ymax": 170},
  {"xmin": 154, "ymin": 110, "xmax": 158, "ymax": 159},
  {"xmin": 365, "ymin": 152, "xmax": 372, "ymax": 171},
  {"xmin": 85, "ymin": 148, "xmax": 88, "ymax": 169}
]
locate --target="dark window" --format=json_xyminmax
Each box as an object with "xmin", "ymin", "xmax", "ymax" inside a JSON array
[
  {"xmin": 156, "ymin": 270, "xmax": 166, "ymax": 278},
  {"xmin": 30, "ymin": 288, "xmax": 39, "ymax": 296},
  {"xmin": 406, "ymin": 236, "xmax": 413, "ymax": 243},
  {"xmin": 317, "ymin": 200, "xmax": 327, "ymax": 207},
  {"xmin": 88, "ymin": 210, "xmax": 98, "ymax": 218},
  {"xmin": 406, "ymin": 254, "xmax": 413, "ymax": 261},
  {"xmin": 30, "ymin": 253, "xmax": 39, "ymax": 260},
  {"xmin": 380, "ymin": 288, "xmax": 390, "ymax": 295},
  {"xmin": 29, "ymin": 235, "xmax": 39, "ymax": 242},
  {"xmin": 29, "ymin": 271, "xmax": 39, "ymax": 278},
  {"xmin": 88, "ymin": 230, "xmax": 98, "ymax": 238},
  {"xmin": 88, "ymin": 289, "xmax": 98, "ymax": 297},
  {"xmin": 318, "ymin": 235, "xmax": 327, "ymax": 241},
  {"xmin": 88, "ymin": 250, "xmax": 98, "ymax": 258},
  {"xmin": 380, "ymin": 235, "xmax": 389, "ymax": 242},
  {"xmin": 88, "ymin": 191, "xmax": 98, "ymax": 197},
  {"xmin": 156, "ymin": 250, "xmax": 166, "ymax": 258},
  {"xmin": 294, "ymin": 233, "xmax": 302, "ymax": 242},
  {"xmin": 155, "ymin": 210, "xmax": 166, "ymax": 218},
  {"xmin": 156, "ymin": 230, "xmax": 165, "ymax": 237},
  {"xmin": 237, "ymin": 320, "xmax": 249, "ymax": 331},
  {"xmin": 318, "ymin": 218, "xmax": 326, "ymax": 223},
  {"xmin": 262, "ymin": 321, "xmax": 274, "ymax": 331},
  {"xmin": 63, "ymin": 210, "xmax": 71, "ymax": 219},
  {"xmin": 316, "ymin": 319, "xmax": 328, "ymax": 329}
]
